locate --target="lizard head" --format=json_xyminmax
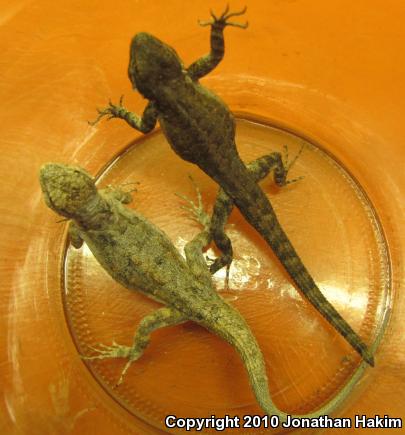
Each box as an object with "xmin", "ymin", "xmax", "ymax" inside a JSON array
[
  {"xmin": 39, "ymin": 163, "xmax": 97, "ymax": 219},
  {"xmin": 128, "ymin": 32, "xmax": 183, "ymax": 98}
]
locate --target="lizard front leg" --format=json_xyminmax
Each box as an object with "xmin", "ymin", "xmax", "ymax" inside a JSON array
[
  {"xmin": 88, "ymin": 97, "xmax": 157, "ymax": 133},
  {"xmin": 101, "ymin": 182, "xmax": 140, "ymax": 205},
  {"xmin": 83, "ymin": 306, "xmax": 186, "ymax": 386},
  {"xmin": 187, "ymin": 5, "xmax": 248, "ymax": 81}
]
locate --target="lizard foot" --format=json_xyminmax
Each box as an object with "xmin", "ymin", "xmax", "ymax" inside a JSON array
[
  {"xmin": 82, "ymin": 341, "xmax": 142, "ymax": 386},
  {"xmin": 88, "ymin": 95, "xmax": 127, "ymax": 126},
  {"xmin": 209, "ymin": 255, "xmax": 232, "ymax": 288},
  {"xmin": 279, "ymin": 144, "xmax": 306, "ymax": 186},
  {"xmin": 103, "ymin": 182, "xmax": 140, "ymax": 204},
  {"xmin": 82, "ymin": 341, "xmax": 132, "ymax": 360},
  {"xmin": 198, "ymin": 4, "xmax": 248, "ymax": 29},
  {"xmin": 176, "ymin": 176, "xmax": 211, "ymax": 230}
]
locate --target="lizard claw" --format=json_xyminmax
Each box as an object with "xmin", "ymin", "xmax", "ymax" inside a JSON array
[
  {"xmin": 219, "ymin": 4, "xmax": 230, "ymax": 18},
  {"xmin": 210, "ymin": 4, "xmax": 229, "ymax": 22},
  {"xmin": 199, "ymin": 5, "xmax": 248, "ymax": 29},
  {"xmin": 221, "ymin": 5, "xmax": 246, "ymax": 20}
]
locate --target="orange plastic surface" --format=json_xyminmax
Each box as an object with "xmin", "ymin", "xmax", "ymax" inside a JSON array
[{"xmin": 1, "ymin": 1, "xmax": 404, "ymax": 434}]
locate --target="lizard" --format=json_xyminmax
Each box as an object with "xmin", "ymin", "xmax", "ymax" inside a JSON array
[
  {"xmin": 39, "ymin": 157, "xmax": 374, "ymax": 421},
  {"xmin": 88, "ymin": 5, "xmax": 374, "ymax": 366}
]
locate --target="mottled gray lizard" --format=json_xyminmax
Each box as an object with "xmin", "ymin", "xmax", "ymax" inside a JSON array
[
  {"xmin": 39, "ymin": 156, "xmax": 372, "ymax": 420},
  {"xmin": 89, "ymin": 6, "xmax": 373, "ymax": 365}
]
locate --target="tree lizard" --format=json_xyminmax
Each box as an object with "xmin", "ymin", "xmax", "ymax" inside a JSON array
[
  {"xmin": 39, "ymin": 157, "xmax": 373, "ymax": 421},
  {"xmin": 89, "ymin": 6, "xmax": 373, "ymax": 366}
]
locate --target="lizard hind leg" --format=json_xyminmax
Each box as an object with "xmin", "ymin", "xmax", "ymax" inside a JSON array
[
  {"xmin": 209, "ymin": 190, "xmax": 234, "ymax": 289},
  {"xmin": 209, "ymin": 148, "xmax": 307, "ymax": 288},
  {"xmin": 177, "ymin": 177, "xmax": 232, "ymax": 288},
  {"xmin": 82, "ymin": 307, "xmax": 186, "ymax": 386},
  {"xmin": 176, "ymin": 178, "xmax": 218, "ymax": 288}
]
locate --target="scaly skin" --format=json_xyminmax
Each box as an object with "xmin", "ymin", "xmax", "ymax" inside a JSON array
[
  {"xmin": 40, "ymin": 159, "xmax": 373, "ymax": 420},
  {"xmin": 89, "ymin": 6, "xmax": 373, "ymax": 366}
]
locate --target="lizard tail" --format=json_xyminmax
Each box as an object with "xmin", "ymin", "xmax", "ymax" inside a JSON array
[
  {"xmin": 208, "ymin": 303, "xmax": 371, "ymax": 421},
  {"xmin": 205, "ymin": 303, "xmax": 288, "ymax": 420},
  {"xmin": 203, "ymin": 155, "xmax": 374, "ymax": 367}
]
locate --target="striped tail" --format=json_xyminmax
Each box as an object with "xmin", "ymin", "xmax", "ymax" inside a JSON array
[{"xmin": 203, "ymin": 154, "xmax": 374, "ymax": 367}]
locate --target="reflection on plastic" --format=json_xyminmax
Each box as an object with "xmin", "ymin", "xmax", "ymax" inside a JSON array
[{"xmin": 63, "ymin": 120, "xmax": 390, "ymax": 432}]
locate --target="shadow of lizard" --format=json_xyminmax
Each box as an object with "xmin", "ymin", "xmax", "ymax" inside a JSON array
[
  {"xmin": 89, "ymin": 6, "xmax": 374, "ymax": 366},
  {"xmin": 39, "ymin": 154, "xmax": 374, "ymax": 421}
]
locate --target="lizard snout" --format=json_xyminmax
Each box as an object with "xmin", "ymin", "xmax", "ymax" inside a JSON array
[{"xmin": 39, "ymin": 163, "xmax": 97, "ymax": 218}]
